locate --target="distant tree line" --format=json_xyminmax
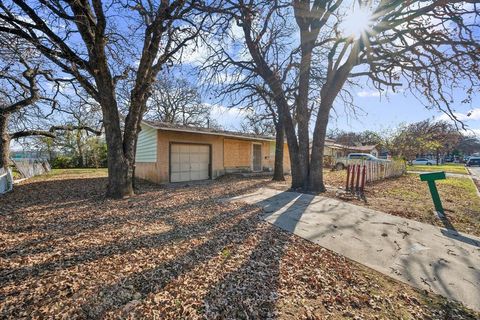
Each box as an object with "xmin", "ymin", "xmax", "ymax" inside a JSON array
[{"xmin": 328, "ymin": 119, "xmax": 480, "ymax": 161}]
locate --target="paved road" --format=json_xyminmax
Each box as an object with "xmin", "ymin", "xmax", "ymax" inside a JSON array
[{"xmin": 228, "ymin": 188, "xmax": 480, "ymax": 312}]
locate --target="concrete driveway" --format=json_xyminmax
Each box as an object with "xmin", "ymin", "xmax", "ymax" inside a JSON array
[{"xmin": 229, "ymin": 188, "xmax": 480, "ymax": 312}]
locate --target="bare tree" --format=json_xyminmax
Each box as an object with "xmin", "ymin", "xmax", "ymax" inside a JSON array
[
  {"xmin": 0, "ymin": 32, "xmax": 104, "ymax": 171},
  {"xmin": 145, "ymin": 75, "xmax": 214, "ymax": 127},
  {"xmin": 206, "ymin": 0, "xmax": 479, "ymax": 192},
  {"xmin": 389, "ymin": 120, "xmax": 462, "ymax": 161},
  {"xmin": 52, "ymin": 98, "xmax": 104, "ymax": 167},
  {"xmin": 241, "ymin": 113, "xmax": 276, "ymax": 136},
  {"xmin": 0, "ymin": 1, "xmax": 206, "ymax": 198},
  {"xmin": 237, "ymin": 85, "xmax": 287, "ymax": 181}
]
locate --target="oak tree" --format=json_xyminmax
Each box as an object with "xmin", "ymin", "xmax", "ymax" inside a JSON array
[{"xmin": 0, "ymin": 1, "xmax": 206, "ymax": 198}]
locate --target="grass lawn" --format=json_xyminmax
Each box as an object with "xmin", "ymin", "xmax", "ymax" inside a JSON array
[
  {"xmin": 1, "ymin": 169, "xmax": 477, "ymax": 319},
  {"xmin": 407, "ymin": 163, "xmax": 468, "ymax": 174},
  {"xmin": 42, "ymin": 167, "xmax": 108, "ymax": 177}
]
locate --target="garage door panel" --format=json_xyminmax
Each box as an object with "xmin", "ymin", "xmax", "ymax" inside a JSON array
[
  {"xmin": 180, "ymin": 162, "xmax": 191, "ymax": 171},
  {"xmin": 170, "ymin": 144, "xmax": 210, "ymax": 183},
  {"xmin": 181, "ymin": 172, "xmax": 191, "ymax": 181},
  {"xmin": 179, "ymin": 153, "xmax": 190, "ymax": 163},
  {"xmin": 171, "ymin": 173, "xmax": 181, "ymax": 182},
  {"xmin": 190, "ymin": 163, "xmax": 207, "ymax": 171},
  {"xmin": 170, "ymin": 152, "xmax": 180, "ymax": 164},
  {"xmin": 170, "ymin": 163, "xmax": 181, "ymax": 173}
]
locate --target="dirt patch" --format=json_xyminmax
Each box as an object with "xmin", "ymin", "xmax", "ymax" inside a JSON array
[{"xmin": 0, "ymin": 171, "xmax": 477, "ymax": 319}]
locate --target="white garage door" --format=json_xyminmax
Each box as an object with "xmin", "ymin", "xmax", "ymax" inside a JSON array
[{"xmin": 170, "ymin": 144, "xmax": 210, "ymax": 182}]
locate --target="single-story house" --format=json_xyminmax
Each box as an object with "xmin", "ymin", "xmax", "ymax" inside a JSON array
[
  {"xmin": 323, "ymin": 141, "xmax": 379, "ymax": 158},
  {"xmin": 135, "ymin": 121, "xmax": 290, "ymax": 184},
  {"xmin": 347, "ymin": 145, "xmax": 379, "ymax": 157}
]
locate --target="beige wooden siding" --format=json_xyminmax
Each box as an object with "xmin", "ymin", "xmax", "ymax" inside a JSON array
[{"xmin": 223, "ymin": 139, "xmax": 252, "ymax": 168}]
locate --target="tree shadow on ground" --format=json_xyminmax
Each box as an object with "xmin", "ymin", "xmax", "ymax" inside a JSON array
[
  {"xmin": 202, "ymin": 193, "xmax": 313, "ymax": 319},
  {"xmin": 0, "ymin": 177, "xmax": 271, "ymax": 261},
  {"xmin": 71, "ymin": 191, "xmax": 311, "ymax": 318}
]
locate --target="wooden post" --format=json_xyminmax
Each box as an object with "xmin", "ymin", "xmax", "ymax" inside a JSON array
[
  {"xmin": 355, "ymin": 164, "xmax": 361, "ymax": 192},
  {"xmin": 361, "ymin": 165, "xmax": 367, "ymax": 193},
  {"xmin": 346, "ymin": 164, "xmax": 350, "ymax": 191},
  {"xmin": 350, "ymin": 165, "xmax": 355, "ymax": 193}
]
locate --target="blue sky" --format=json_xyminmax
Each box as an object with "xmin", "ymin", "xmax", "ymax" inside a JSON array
[
  {"xmin": 178, "ymin": 2, "xmax": 480, "ymax": 137},
  {"xmin": 210, "ymin": 88, "xmax": 480, "ymax": 136},
  {"xmin": 328, "ymin": 89, "xmax": 480, "ymax": 135},
  {"xmin": 8, "ymin": 1, "xmax": 479, "ymax": 146}
]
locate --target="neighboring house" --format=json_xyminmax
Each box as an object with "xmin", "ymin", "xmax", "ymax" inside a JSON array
[
  {"xmin": 347, "ymin": 145, "xmax": 379, "ymax": 157},
  {"xmin": 323, "ymin": 141, "xmax": 379, "ymax": 158},
  {"xmin": 324, "ymin": 139, "xmax": 349, "ymax": 158},
  {"xmin": 135, "ymin": 121, "xmax": 290, "ymax": 184}
]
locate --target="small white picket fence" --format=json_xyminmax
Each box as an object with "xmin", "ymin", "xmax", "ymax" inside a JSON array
[
  {"xmin": 347, "ymin": 160, "xmax": 406, "ymax": 183},
  {"xmin": 12, "ymin": 159, "xmax": 51, "ymax": 179}
]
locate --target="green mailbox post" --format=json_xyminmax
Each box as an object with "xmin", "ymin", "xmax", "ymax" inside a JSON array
[{"xmin": 420, "ymin": 171, "xmax": 446, "ymax": 213}]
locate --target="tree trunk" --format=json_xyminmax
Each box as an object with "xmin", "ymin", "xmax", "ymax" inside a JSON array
[
  {"xmin": 272, "ymin": 120, "xmax": 285, "ymax": 181},
  {"xmin": 76, "ymin": 131, "xmax": 84, "ymax": 168},
  {"xmin": 296, "ymin": 40, "xmax": 314, "ymax": 190},
  {"xmin": 308, "ymin": 60, "xmax": 354, "ymax": 192},
  {"xmin": 309, "ymin": 102, "xmax": 331, "ymax": 192},
  {"xmin": 275, "ymin": 97, "xmax": 302, "ymax": 188},
  {"xmin": 0, "ymin": 113, "xmax": 10, "ymax": 169},
  {"xmin": 98, "ymin": 84, "xmax": 135, "ymax": 199}
]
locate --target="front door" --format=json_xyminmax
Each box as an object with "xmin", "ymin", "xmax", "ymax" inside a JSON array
[{"xmin": 253, "ymin": 144, "xmax": 262, "ymax": 172}]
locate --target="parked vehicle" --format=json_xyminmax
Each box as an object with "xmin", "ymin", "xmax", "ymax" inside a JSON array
[
  {"xmin": 334, "ymin": 153, "xmax": 387, "ymax": 170},
  {"xmin": 411, "ymin": 158, "xmax": 437, "ymax": 165},
  {"xmin": 466, "ymin": 157, "xmax": 480, "ymax": 167}
]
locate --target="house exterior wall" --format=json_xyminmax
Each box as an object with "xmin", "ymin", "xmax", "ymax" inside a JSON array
[
  {"xmin": 224, "ymin": 139, "xmax": 252, "ymax": 171},
  {"xmin": 135, "ymin": 125, "xmax": 157, "ymax": 162},
  {"xmin": 135, "ymin": 128, "xmax": 291, "ymax": 184}
]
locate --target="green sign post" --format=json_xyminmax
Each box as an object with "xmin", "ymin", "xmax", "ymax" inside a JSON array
[{"xmin": 419, "ymin": 171, "xmax": 446, "ymax": 213}]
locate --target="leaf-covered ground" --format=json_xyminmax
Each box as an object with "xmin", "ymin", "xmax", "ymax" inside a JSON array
[{"xmin": 1, "ymin": 170, "xmax": 478, "ymax": 319}]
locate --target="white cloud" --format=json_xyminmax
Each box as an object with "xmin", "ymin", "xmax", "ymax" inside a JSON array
[
  {"xmin": 437, "ymin": 108, "xmax": 480, "ymax": 122},
  {"xmin": 209, "ymin": 104, "xmax": 251, "ymax": 130},
  {"xmin": 357, "ymin": 88, "xmax": 401, "ymax": 98},
  {"xmin": 180, "ymin": 40, "xmax": 211, "ymax": 66},
  {"xmin": 461, "ymin": 128, "xmax": 480, "ymax": 137},
  {"xmin": 357, "ymin": 90, "xmax": 380, "ymax": 98}
]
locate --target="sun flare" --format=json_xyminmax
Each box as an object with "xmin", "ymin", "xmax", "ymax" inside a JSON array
[{"xmin": 341, "ymin": 7, "xmax": 374, "ymax": 39}]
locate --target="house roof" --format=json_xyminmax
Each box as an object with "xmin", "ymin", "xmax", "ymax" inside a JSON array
[
  {"xmin": 142, "ymin": 120, "xmax": 276, "ymax": 142},
  {"xmin": 348, "ymin": 145, "xmax": 378, "ymax": 152},
  {"xmin": 324, "ymin": 140, "xmax": 378, "ymax": 151}
]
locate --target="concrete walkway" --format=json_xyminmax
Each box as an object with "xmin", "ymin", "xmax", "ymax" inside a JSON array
[{"xmin": 228, "ymin": 188, "xmax": 480, "ymax": 311}]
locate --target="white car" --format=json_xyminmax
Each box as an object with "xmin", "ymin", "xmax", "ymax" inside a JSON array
[
  {"xmin": 334, "ymin": 153, "xmax": 388, "ymax": 170},
  {"xmin": 411, "ymin": 158, "xmax": 437, "ymax": 165}
]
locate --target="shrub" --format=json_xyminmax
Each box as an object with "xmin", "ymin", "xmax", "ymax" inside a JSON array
[{"xmin": 51, "ymin": 155, "xmax": 75, "ymax": 169}]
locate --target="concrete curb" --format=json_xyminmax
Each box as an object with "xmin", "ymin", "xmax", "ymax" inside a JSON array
[{"xmin": 466, "ymin": 168, "xmax": 480, "ymax": 198}]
